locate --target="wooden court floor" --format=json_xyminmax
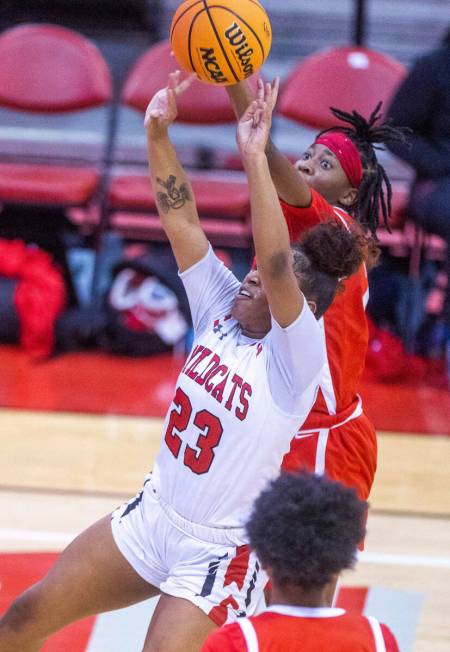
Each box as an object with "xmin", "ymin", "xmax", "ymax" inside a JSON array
[{"xmin": 1, "ymin": 408, "xmax": 449, "ymax": 651}]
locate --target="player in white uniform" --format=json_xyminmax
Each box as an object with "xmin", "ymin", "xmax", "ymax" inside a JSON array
[{"xmin": 0, "ymin": 75, "xmax": 365, "ymax": 652}]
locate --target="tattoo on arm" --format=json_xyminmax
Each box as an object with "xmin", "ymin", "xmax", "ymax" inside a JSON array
[{"xmin": 156, "ymin": 175, "xmax": 192, "ymax": 213}]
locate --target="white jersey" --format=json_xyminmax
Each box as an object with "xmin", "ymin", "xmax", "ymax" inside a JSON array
[{"xmin": 152, "ymin": 246, "xmax": 325, "ymax": 528}]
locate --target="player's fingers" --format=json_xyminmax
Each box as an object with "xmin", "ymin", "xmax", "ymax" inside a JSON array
[
  {"xmin": 168, "ymin": 70, "xmax": 181, "ymax": 90},
  {"xmin": 166, "ymin": 88, "xmax": 177, "ymax": 108},
  {"xmin": 261, "ymin": 79, "xmax": 274, "ymax": 110},
  {"xmin": 256, "ymin": 77, "xmax": 264, "ymax": 101},
  {"xmin": 175, "ymin": 73, "xmax": 197, "ymax": 95},
  {"xmin": 253, "ymin": 99, "xmax": 268, "ymax": 126},
  {"xmin": 252, "ymin": 108, "xmax": 261, "ymax": 127},
  {"xmin": 271, "ymin": 77, "xmax": 280, "ymax": 107},
  {"xmin": 242, "ymin": 99, "xmax": 258, "ymax": 119},
  {"xmin": 263, "ymin": 100, "xmax": 272, "ymax": 123}
]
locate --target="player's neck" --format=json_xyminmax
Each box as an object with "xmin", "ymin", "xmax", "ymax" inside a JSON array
[
  {"xmin": 239, "ymin": 324, "xmax": 268, "ymax": 339},
  {"xmin": 270, "ymin": 583, "xmax": 332, "ymax": 608}
]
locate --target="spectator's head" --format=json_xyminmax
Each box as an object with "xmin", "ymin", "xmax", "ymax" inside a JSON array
[{"xmin": 246, "ymin": 471, "xmax": 367, "ymax": 591}]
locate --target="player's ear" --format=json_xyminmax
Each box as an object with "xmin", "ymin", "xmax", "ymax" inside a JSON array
[
  {"xmin": 307, "ymin": 299, "xmax": 317, "ymax": 315},
  {"xmin": 338, "ymin": 186, "xmax": 358, "ymax": 207},
  {"xmin": 263, "ymin": 564, "xmax": 274, "ymax": 580}
]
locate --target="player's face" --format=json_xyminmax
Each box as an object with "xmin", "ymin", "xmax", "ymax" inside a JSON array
[
  {"xmin": 231, "ymin": 269, "xmax": 271, "ymax": 338},
  {"xmin": 295, "ymin": 143, "xmax": 354, "ymax": 204}
]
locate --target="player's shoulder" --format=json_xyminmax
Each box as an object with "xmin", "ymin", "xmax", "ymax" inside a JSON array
[
  {"xmin": 351, "ymin": 614, "xmax": 399, "ymax": 652},
  {"xmin": 378, "ymin": 621, "xmax": 400, "ymax": 651}
]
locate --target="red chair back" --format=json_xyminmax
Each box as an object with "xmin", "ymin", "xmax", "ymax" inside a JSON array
[
  {"xmin": 278, "ymin": 46, "xmax": 406, "ymax": 129},
  {"xmin": 122, "ymin": 39, "xmax": 258, "ymax": 124},
  {"xmin": 0, "ymin": 24, "xmax": 112, "ymax": 112}
]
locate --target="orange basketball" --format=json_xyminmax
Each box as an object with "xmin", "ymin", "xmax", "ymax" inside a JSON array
[{"xmin": 170, "ymin": 0, "xmax": 272, "ymax": 85}]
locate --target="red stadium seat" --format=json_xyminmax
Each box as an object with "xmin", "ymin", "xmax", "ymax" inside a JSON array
[
  {"xmin": 121, "ymin": 39, "xmax": 240, "ymax": 124},
  {"xmin": 108, "ymin": 39, "xmax": 255, "ymax": 248},
  {"xmin": 0, "ymin": 164, "xmax": 99, "ymax": 205},
  {"xmin": 0, "ymin": 24, "xmax": 113, "ymax": 209},
  {"xmin": 278, "ymin": 46, "xmax": 406, "ymax": 128},
  {"xmin": 110, "ymin": 213, "xmax": 250, "ymax": 249}
]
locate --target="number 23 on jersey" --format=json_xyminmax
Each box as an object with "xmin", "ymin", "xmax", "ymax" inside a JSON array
[{"xmin": 164, "ymin": 387, "xmax": 224, "ymax": 474}]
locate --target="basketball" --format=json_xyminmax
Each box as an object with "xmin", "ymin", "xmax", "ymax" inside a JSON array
[{"xmin": 170, "ymin": 0, "xmax": 272, "ymax": 85}]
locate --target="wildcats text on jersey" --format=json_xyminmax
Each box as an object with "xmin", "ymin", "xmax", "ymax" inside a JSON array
[{"xmin": 181, "ymin": 344, "xmax": 252, "ymax": 421}]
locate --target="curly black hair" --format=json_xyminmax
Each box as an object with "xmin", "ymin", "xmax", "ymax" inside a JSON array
[
  {"xmin": 292, "ymin": 220, "xmax": 366, "ymax": 318},
  {"xmin": 246, "ymin": 471, "xmax": 367, "ymax": 589},
  {"xmin": 317, "ymin": 103, "xmax": 410, "ymax": 235}
]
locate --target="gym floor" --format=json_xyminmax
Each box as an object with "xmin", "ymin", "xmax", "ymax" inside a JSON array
[{"xmin": 0, "ymin": 345, "xmax": 449, "ymax": 651}]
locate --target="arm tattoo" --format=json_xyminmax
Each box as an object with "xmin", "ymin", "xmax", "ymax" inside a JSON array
[{"xmin": 156, "ymin": 175, "xmax": 192, "ymax": 213}]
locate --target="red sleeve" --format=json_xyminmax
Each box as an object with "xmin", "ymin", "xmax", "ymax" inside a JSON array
[
  {"xmin": 380, "ymin": 623, "xmax": 400, "ymax": 652},
  {"xmin": 201, "ymin": 623, "xmax": 247, "ymax": 652},
  {"xmin": 280, "ymin": 189, "xmax": 340, "ymax": 242}
]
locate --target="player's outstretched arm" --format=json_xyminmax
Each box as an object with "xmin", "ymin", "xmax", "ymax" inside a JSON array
[
  {"xmin": 238, "ymin": 80, "xmax": 304, "ymax": 328},
  {"xmin": 227, "ymin": 80, "xmax": 311, "ymax": 207},
  {"xmin": 145, "ymin": 71, "xmax": 209, "ymax": 272}
]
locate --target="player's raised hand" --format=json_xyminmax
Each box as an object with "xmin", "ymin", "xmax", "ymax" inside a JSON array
[
  {"xmin": 144, "ymin": 70, "xmax": 196, "ymax": 138},
  {"xmin": 237, "ymin": 78, "xmax": 279, "ymax": 159},
  {"xmin": 258, "ymin": 77, "xmax": 279, "ymax": 112}
]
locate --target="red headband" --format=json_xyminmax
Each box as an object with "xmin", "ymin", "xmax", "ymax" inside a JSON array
[{"xmin": 315, "ymin": 132, "xmax": 363, "ymax": 188}]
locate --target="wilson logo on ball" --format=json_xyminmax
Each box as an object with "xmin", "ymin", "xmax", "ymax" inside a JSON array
[
  {"xmin": 224, "ymin": 23, "xmax": 254, "ymax": 78},
  {"xmin": 170, "ymin": 0, "xmax": 272, "ymax": 86}
]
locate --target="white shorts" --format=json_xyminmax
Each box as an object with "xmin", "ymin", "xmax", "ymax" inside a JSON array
[{"xmin": 110, "ymin": 475, "xmax": 267, "ymax": 626}]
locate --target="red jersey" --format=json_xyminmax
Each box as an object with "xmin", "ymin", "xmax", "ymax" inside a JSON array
[
  {"xmin": 280, "ymin": 190, "xmax": 369, "ymax": 425},
  {"xmin": 201, "ymin": 605, "xmax": 399, "ymax": 651},
  {"xmin": 279, "ymin": 191, "xmax": 376, "ymax": 504}
]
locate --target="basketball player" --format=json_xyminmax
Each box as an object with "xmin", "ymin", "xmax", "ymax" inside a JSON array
[
  {"xmin": 0, "ymin": 75, "xmax": 366, "ymax": 652},
  {"xmin": 226, "ymin": 80, "xmax": 409, "ymax": 504},
  {"xmin": 202, "ymin": 471, "xmax": 399, "ymax": 651}
]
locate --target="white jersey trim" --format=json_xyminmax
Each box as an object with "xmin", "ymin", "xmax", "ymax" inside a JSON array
[
  {"xmin": 315, "ymin": 428, "xmax": 329, "ymax": 474},
  {"xmin": 367, "ymin": 616, "xmax": 387, "ymax": 652},
  {"xmin": 316, "ymin": 317, "xmax": 337, "ymax": 416},
  {"xmin": 332, "ymin": 207, "xmax": 351, "ymax": 231},
  {"xmin": 320, "ymin": 363, "xmax": 338, "ymax": 415},
  {"xmin": 266, "ymin": 605, "xmax": 345, "ymax": 618},
  {"xmin": 297, "ymin": 395, "xmax": 363, "ymax": 435},
  {"xmin": 237, "ymin": 618, "xmax": 259, "ymax": 652},
  {"xmin": 363, "ymin": 285, "xmax": 370, "ymax": 308},
  {"xmin": 297, "ymin": 395, "xmax": 363, "ymax": 475}
]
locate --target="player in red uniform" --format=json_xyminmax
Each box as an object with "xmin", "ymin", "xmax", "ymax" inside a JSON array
[
  {"xmin": 202, "ymin": 471, "xmax": 399, "ymax": 652},
  {"xmin": 227, "ymin": 81, "xmax": 408, "ymax": 504}
]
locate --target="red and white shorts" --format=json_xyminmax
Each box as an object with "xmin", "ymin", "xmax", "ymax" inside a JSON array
[{"xmin": 111, "ymin": 474, "xmax": 267, "ymax": 626}]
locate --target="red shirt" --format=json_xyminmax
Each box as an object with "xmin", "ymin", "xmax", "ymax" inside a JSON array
[
  {"xmin": 202, "ymin": 606, "xmax": 399, "ymax": 651},
  {"xmin": 281, "ymin": 190, "xmax": 369, "ymax": 423}
]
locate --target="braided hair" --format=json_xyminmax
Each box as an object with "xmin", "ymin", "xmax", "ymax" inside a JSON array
[{"xmin": 318, "ymin": 102, "xmax": 410, "ymax": 235}]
